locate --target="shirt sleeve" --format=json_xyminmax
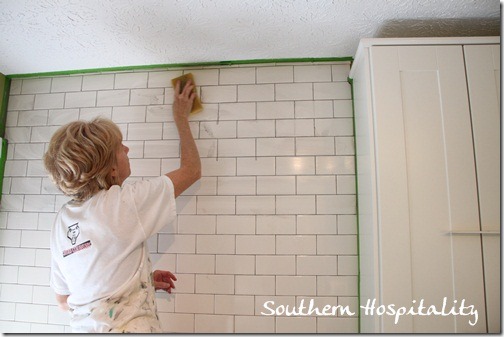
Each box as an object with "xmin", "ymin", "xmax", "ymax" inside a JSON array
[
  {"xmin": 50, "ymin": 256, "xmax": 70, "ymax": 295},
  {"xmin": 129, "ymin": 175, "xmax": 177, "ymax": 239}
]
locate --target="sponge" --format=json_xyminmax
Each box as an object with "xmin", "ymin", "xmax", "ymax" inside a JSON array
[{"xmin": 171, "ymin": 73, "xmax": 203, "ymax": 114}]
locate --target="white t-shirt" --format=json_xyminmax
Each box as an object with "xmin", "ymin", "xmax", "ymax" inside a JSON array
[{"xmin": 50, "ymin": 175, "xmax": 177, "ymax": 310}]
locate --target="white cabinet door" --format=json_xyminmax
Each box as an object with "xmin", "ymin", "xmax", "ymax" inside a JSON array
[
  {"xmin": 464, "ymin": 44, "xmax": 501, "ymax": 333},
  {"xmin": 370, "ymin": 45, "xmax": 486, "ymax": 332}
]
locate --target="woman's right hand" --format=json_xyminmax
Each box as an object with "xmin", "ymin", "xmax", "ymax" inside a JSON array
[{"xmin": 173, "ymin": 80, "xmax": 196, "ymax": 123}]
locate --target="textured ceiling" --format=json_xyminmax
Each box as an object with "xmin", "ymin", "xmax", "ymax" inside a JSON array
[{"xmin": 0, "ymin": 0, "xmax": 500, "ymax": 75}]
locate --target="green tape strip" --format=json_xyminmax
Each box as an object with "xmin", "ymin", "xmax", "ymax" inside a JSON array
[
  {"xmin": 347, "ymin": 76, "xmax": 361, "ymax": 332},
  {"xmin": 6, "ymin": 56, "xmax": 353, "ymax": 79},
  {"xmin": 0, "ymin": 75, "xmax": 10, "ymax": 137},
  {"xmin": 0, "ymin": 138, "xmax": 8, "ymax": 202}
]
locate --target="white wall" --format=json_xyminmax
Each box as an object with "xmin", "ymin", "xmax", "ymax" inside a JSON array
[{"xmin": 0, "ymin": 62, "xmax": 358, "ymax": 333}]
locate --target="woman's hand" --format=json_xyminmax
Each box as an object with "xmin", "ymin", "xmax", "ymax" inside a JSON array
[
  {"xmin": 153, "ymin": 270, "xmax": 177, "ymax": 293},
  {"xmin": 173, "ymin": 80, "xmax": 196, "ymax": 123}
]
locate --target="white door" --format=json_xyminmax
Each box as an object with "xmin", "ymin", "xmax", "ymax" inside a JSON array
[
  {"xmin": 370, "ymin": 45, "xmax": 487, "ymax": 332},
  {"xmin": 463, "ymin": 44, "xmax": 501, "ymax": 333}
]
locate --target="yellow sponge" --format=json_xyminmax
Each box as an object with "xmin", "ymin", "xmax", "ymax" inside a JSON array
[{"xmin": 171, "ymin": 73, "xmax": 203, "ymax": 114}]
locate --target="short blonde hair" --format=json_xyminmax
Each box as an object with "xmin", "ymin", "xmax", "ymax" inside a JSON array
[{"xmin": 44, "ymin": 118, "xmax": 123, "ymax": 202}]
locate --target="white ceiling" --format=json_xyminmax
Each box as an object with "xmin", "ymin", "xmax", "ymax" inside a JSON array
[{"xmin": 0, "ymin": 0, "xmax": 500, "ymax": 75}]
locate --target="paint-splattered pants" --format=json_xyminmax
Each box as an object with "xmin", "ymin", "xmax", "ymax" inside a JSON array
[{"xmin": 69, "ymin": 255, "xmax": 161, "ymax": 333}]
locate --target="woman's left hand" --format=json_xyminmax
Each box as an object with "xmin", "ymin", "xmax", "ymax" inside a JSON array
[{"xmin": 153, "ymin": 270, "xmax": 177, "ymax": 293}]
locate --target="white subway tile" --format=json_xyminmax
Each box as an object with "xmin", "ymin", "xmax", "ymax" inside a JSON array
[
  {"xmin": 17, "ymin": 110, "xmax": 47, "ymax": 126},
  {"xmin": 314, "ymin": 82, "xmax": 351, "ymax": 99},
  {"xmin": 0, "ymin": 284, "xmax": 33, "ymax": 303},
  {"xmin": 34, "ymin": 93, "xmax": 65, "ymax": 110},
  {"xmin": 0, "ymin": 321, "xmax": 31, "ymax": 333},
  {"xmin": 318, "ymin": 317, "xmax": 359, "ymax": 333},
  {"xmin": 18, "ymin": 266, "xmax": 50, "ymax": 285},
  {"xmin": 51, "ymin": 76, "xmax": 82, "ymax": 92},
  {"xmin": 161, "ymin": 158, "xmax": 180, "ymax": 174},
  {"xmin": 276, "ymin": 157, "xmax": 315, "ymax": 175},
  {"xmin": 276, "ymin": 196, "xmax": 315, "ymax": 215},
  {"xmin": 316, "ymin": 156, "xmax": 355, "ymax": 175},
  {"xmin": 333, "ymin": 100, "xmax": 353, "ymax": 117},
  {"xmin": 337, "ymin": 175, "xmax": 356, "ymax": 194},
  {"xmin": 237, "ymin": 120, "xmax": 275, "ymax": 138},
  {"xmin": 297, "ymin": 176, "xmax": 336, "ymax": 195},
  {"xmin": 4, "ymin": 247, "xmax": 36, "ymax": 265},
  {"xmin": 182, "ymin": 177, "xmax": 217, "ymax": 196},
  {"xmin": 276, "ymin": 276, "xmax": 316, "ymax": 295},
  {"xmin": 256, "ymin": 66, "xmax": 293, "ymax": 83},
  {"xmin": 256, "ymin": 215, "xmax": 296, "ymax": 234},
  {"xmin": 175, "ymin": 293, "xmax": 214, "ymax": 314},
  {"xmin": 10, "ymin": 178, "xmax": 42, "ymax": 195},
  {"xmin": 235, "ymin": 316, "xmax": 275, "ymax": 333},
  {"xmin": 238, "ymin": 84, "xmax": 274, "ymax": 102},
  {"xmin": 127, "ymin": 123, "xmax": 163, "ymax": 140},
  {"xmin": 159, "ymin": 313, "xmax": 194, "ymax": 333},
  {"xmin": 177, "ymin": 254, "xmax": 215, "ymax": 274},
  {"xmin": 96, "ymin": 90, "xmax": 130, "ymax": 106},
  {"xmin": 23, "ymin": 195, "xmax": 55, "ymax": 212},
  {"xmin": 201, "ymin": 158, "xmax": 236, "ymax": 176},
  {"xmin": 276, "ymin": 119, "xmax": 314, "ymax": 137},
  {"xmin": 276, "ymin": 83, "xmax": 312, "ymax": 101},
  {"xmin": 6, "ymin": 212, "xmax": 38, "ymax": 230},
  {"xmin": 276, "ymin": 235, "xmax": 316, "ymax": 255},
  {"xmin": 9, "ymin": 79, "xmax": 22, "ymax": 95},
  {"xmin": 201, "ymin": 86, "xmax": 236, "ymax": 103},
  {"xmin": 216, "ymin": 215, "xmax": 255, "ymax": 235},
  {"xmin": 79, "ymin": 107, "xmax": 112, "ymax": 120},
  {"xmin": 236, "ymin": 235, "xmax": 275, "ymax": 255},
  {"xmin": 216, "ymin": 255, "xmax": 255, "ymax": 275},
  {"xmin": 256, "ymin": 138, "xmax": 294, "ymax": 156},
  {"xmin": 294, "ymin": 65, "xmax": 332, "ymax": 82},
  {"xmin": 15, "ymin": 303, "xmax": 48, "ymax": 323},
  {"xmin": 195, "ymin": 314, "xmax": 234, "ymax": 333},
  {"xmin": 0, "ymin": 265, "xmax": 18, "ymax": 283},
  {"xmin": 295, "ymin": 100, "xmax": 334, "ymax": 119},
  {"xmin": 220, "ymin": 67, "xmax": 255, "ymax": 85},
  {"xmin": 148, "ymin": 70, "xmax": 183, "ymax": 88},
  {"xmin": 195, "ymin": 274, "xmax": 234, "ymax": 294},
  {"xmin": 8, "ymin": 95, "xmax": 35, "ymax": 111},
  {"xmin": 178, "ymin": 215, "xmax": 216, "ymax": 234},
  {"xmin": 338, "ymin": 256, "xmax": 358, "ymax": 275},
  {"xmin": 171, "ymin": 273, "xmax": 195, "ymax": 294},
  {"xmin": 112, "ymin": 106, "xmax": 146, "ymax": 123},
  {"xmin": 332, "ymin": 64, "xmax": 351, "ymax": 81},
  {"xmin": 20, "ymin": 230, "xmax": 50, "ymax": 248},
  {"xmin": 0, "ymin": 302, "xmax": 15, "ymax": 320},
  {"xmin": 64, "ymin": 91, "xmax": 96, "ymax": 108},
  {"xmin": 128, "ymin": 159, "xmax": 161, "ymax": 177},
  {"xmin": 317, "ymin": 235, "xmax": 357, "ymax": 255},
  {"xmin": 317, "ymin": 276, "xmax": 358, "ymax": 296},
  {"xmin": 130, "ymin": 88, "xmax": 164, "ymax": 105},
  {"xmin": 297, "ymin": 256, "xmax": 337, "ymax": 275},
  {"xmin": 0, "ymin": 195, "xmax": 24, "ymax": 211},
  {"xmin": 144, "ymin": 140, "xmax": 179, "ymax": 158},
  {"xmin": 47, "ymin": 108, "xmax": 79, "ymax": 125},
  {"xmin": 337, "ymin": 215, "xmax": 357, "ymax": 235},
  {"xmin": 335, "ymin": 136, "xmax": 355, "ymax": 155},
  {"xmin": 257, "ymin": 176, "xmax": 295, "ymax": 195},
  {"xmin": 195, "ymin": 139, "xmax": 217, "ymax": 158},
  {"xmin": 35, "ymin": 249, "xmax": 51, "ymax": 267},
  {"xmin": 158, "ymin": 234, "xmax": 195, "ymax": 254},
  {"xmin": 315, "ymin": 118, "xmax": 354, "ymax": 136},
  {"xmin": 218, "ymin": 138, "xmax": 255, "ymax": 157},
  {"xmin": 115, "ymin": 72, "xmax": 148, "ymax": 89},
  {"xmin": 218, "ymin": 102, "xmax": 256, "ymax": 120},
  {"xmin": 217, "ymin": 177, "xmax": 256, "ymax": 195},
  {"xmin": 236, "ymin": 196, "xmax": 275, "ymax": 215},
  {"xmin": 197, "ymin": 235, "xmax": 235, "ymax": 254},
  {"xmin": 82, "ymin": 74, "xmax": 114, "ymax": 90},
  {"xmin": 256, "ymin": 255, "xmax": 295, "ymax": 275},
  {"xmin": 5, "ymin": 127, "xmax": 31, "ymax": 143},
  {"xmin": 316, "ymin": 195, "xmax": 356, "ymax": 215},
  {"xmin": 147, "ymin": 105, "xmax": 171, "ymax": 123},
  {"xmin": 257, "ymin": 101, "xmax": 294, "ymax": 119},
  {"xmin": 237, "ymin": 157, "xmax": 275, "ymax": 176},
  {"xmin": 30, "ymin": 125, "xmax": 59, "ymax": 142},
  {"xmin": 197, "ymin": 196, "xmax": 235, "ymax": 214},
  {"xmin": 215, "ymin": 295, "xmax": 254, "ymax": 315},
  {"xmin": 186, "ymin": 69, "xmax": 219, "ymax": 85},
  {"xmin": 6, "ymin": 110, "xmax": 18, "ymax": 127},
  {"xmin": 200, "ymin": 121, "xmax": 237, "ymax": 139},
  {"xmin": 22, "ymin": 78, "xmax": 51, "ymax": 94},
  {"xmin": 30, "ymin": 323, "xmax": 66, "ymax": 333},
  {"xmin": 296, "ymin": 137, "xmax": 334, "ymax": 155},
  {"xmin": 5, "ymin": 161, "xmax": 28, "ymax": 178},
  {"xmin": 235, "ymin": 275, "xmax": 275, "ymax": 295},
  {"xmin": 276, "ymin": 317, "xmax": 317, "ymax": 333},
  {"xmin": 297, "ymin": 215, "xmax": 337, "ymax": 234}
]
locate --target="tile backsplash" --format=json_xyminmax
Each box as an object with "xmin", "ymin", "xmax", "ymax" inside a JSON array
[{"xmin": 0, "ymin": 62, "xmax": 357, "ymax": 333}]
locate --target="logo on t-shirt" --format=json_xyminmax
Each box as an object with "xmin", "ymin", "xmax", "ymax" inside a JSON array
[{"xmin": 67, "ymin": 223, "xmax": 80, "ymax": 245}]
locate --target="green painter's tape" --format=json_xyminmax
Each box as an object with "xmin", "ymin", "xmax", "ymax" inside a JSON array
[
  {"xmin": 347, "ymin": 76, "xmax": 361, "ymax": 332},
  {"xmin": 6, "ymin": 56, "xmax": 353, "ymax": 78},
  {"xmin": 0, "ymin": 138, "xmax": 8, "ymax": 203},
  {"xmin": 0, "ymin": 75, "xmax": 10, "ymax": 137}
]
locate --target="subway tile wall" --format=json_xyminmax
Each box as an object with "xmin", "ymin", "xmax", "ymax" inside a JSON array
[{"xmin": 0, "ymin": 62, "xmax": 358, "ymax": 333}]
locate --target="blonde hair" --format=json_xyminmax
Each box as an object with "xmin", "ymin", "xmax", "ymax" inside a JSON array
[{"xmin": 44, "ymin": 118, "xmax": 123, "ymax": 202}]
